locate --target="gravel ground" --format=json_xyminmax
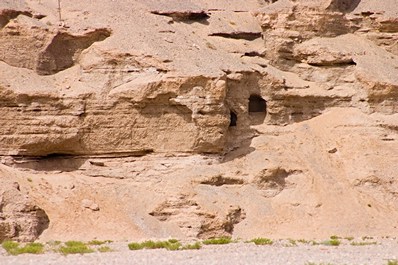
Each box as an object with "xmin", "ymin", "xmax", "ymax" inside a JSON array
[{"xmin": 1, "ymin": 240, "xmax": 398, "ymax": 265}]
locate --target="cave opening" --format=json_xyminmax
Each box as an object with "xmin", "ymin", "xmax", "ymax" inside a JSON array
[
  {"xmin": 249, "ymin": 95, "xmax": 267, "ymax": 114},
  {"xmin": 249, "ymin": 95, "xmax": 267, "ymax": 125},
  {"xmin": 230, "ymin": 111, "xmax": 237, "ymax": 127}
]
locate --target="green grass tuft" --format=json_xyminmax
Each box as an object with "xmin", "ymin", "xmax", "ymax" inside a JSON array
[
  {"xmin": 17, "ymin": 243, "xmax": 44, "ymax": 254},
  {"xmin": 248, "ymin": 238, "xmax": 273, "ymax": 245},
  {"xmin": 87, "ymin": 240, "xmax": 111, "ymax": 245},
  {"xmin": 2, "ymin": 241, "xmax": 44, "ymax": 255},
  {"xmin": 128, "ymin": 239, "xmax": 182, "ymax": 251},
  {"xmin": 181, "ymin": 242, "xmax": 202, "ymax": 250},
  {"xmin": 2, "ymin": 241, "xmax": 19, "ymax": 253},
  {"xmin": 58, "ymin": 241, "xmax": 94, "ymax": 255},
  {"xmin": 202, "ymin": 237, "xmax": 233, "ymax": 245},
  {"xmin": 98, "ymin": 246, "xmax": 113, "ymax": 252},
  {"xmin": 322, "ymin": 239, "xmax": 341, "ymax": 246},
  {"xmin": 127, "ymin": 242, "xmax": 144, "ymax": 250},
  {"xmin": 387, "ymin": 260, "xmax": 398, "ymax": 265}
]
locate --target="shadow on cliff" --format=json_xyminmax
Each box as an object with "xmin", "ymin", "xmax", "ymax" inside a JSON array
[
  {"xmin": 221, "ymin": 138, "xmax": 255, "ymax": 163},
  {"xmin": 11, "ymin": 154, "xmax": 87, "ymax": 172},
  {"xmin": 328, "ymin": 0, "xmax": 361, "ymax": 13}
]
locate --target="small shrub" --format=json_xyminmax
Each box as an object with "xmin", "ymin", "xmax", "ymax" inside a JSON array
[
  {"xmin": 128, "ymin": 242, "xmax": 144, "ymax": 250},
  {"xmin": 203, "ymin": 237, "xmax": 233, "ymax": 245},
  {"xmin": 322, "ymin": 239, "xmax": 340, "ymax": 246},
  {"xmin": 181, "ymin": 242, "xmax": 202, "ymax": 250},
  {"xmin": 344, "ymin": 236, "xmax": 354, "ymax": 241},
  {"xmin": 17, "ymin": 243, "xmax": 44, "ymax": 254},
  {"xmin": 58, "ymin": 241, "xmax": 94, "ymax": 255},
  {"xmin": 362, "ymin": 236, "xmax": 374, "ymax": 240},
  {"xmin": 330, "ymin": 235, "xmax": 340, "ymax": 240},
  {"xmin": 88, "ymin": 240, "xmax": 109, "ymax": 245},
  {"xmin": 167, "ymin": 239, "xmax": 179, "ymax": 244},
  {"xmin": 248, "ymin": 238, "xmax": 273, "ymax": 245},
  {"xmin": 128, "ymin": 239, "xmax": 181, "ymax": 251},
  {"xmin": 98, "ymin": 246, "xmax": 113, "ymax": 252},
  {"xmin": 2, "ymin": 241, "xmax": 20, "ymax": 255},
  {"xmin": 141, "ymin": 240, "xmax": 162, "ymax": 249},
  {"xmin": 388, "ymin": 260, "xmax": 398, "ymax": 265},
  {"xmin": 2, "ymin": 241, "xmax": 44, "ymax": 255}
]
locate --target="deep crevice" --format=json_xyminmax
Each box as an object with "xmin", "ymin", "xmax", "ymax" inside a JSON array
[
  {"xmin": 243, "ymin": 51, "xmax": 263, "ymax": 57},
  {"xmin": 308, "ymin": 59, "xmax": 357, "ymax": 67},
  {"xmin": 209, "ymin": 32, "xmax": 262, "ymax": 41},
  {"xmin": 150, "ymin": 10, "xmax": 210, "ymax": 21},
  {"xmin": 229, "ymin": 111, "xmax": 237, "ymax": 127}
]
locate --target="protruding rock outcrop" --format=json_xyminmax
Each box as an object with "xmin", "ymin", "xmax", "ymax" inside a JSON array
[
  {"xmin": 0, "ymin": 175, "xmax": 49, "ymax": 242},
  {"xmin": 0, "ymin": 13, "xmax": 110, "ymax": 75}
]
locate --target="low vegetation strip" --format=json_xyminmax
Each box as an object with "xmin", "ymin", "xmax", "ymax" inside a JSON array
[
  {"xmin": 202, "ymin": 237, "xmax": 233, "ymax": 245},
  {"xmin": 246, "ymin": 238, "xmax": 273, "ymax": 245},
  {"xmin": 0, "ymin": 236, "xmax": 392, "ymax": 256},
  {"xmin": 2, "ymin": 241, "xmax": 44, "ymax": 255},
  {"xmin": 58, "ymin": 241, "xmax": 94, "ymax": 255},
  {"xmin": 128, "ymin": 239, "xmax": 182, "ymax": 251}
]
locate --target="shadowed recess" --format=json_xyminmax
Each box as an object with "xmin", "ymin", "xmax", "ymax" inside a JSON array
[
  {"xmin": 36, "ymin": 28, "xmax": 111, "ymax": 75},
  {"xmin": 328, "ymin": 0, "xmax": 361, "ymax": 12}
]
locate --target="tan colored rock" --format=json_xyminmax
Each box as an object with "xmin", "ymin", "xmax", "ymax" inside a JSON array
[
  {"xmin": 0, "ymin": 0, "xmax": 397, "ymax": 242},
  {"xmin": 0, "ymin": 168, "xmax": 49, "ymax": 242},
  {"xmin": 81, "ymin": 199, "xmax": 99, "ymax": 211}
]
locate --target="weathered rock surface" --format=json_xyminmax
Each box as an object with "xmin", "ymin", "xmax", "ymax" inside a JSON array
[
  {"xmin": 0, "ymin": 0, "xmax": 397, "ymax": 242},
  {"xmin": 0, "ymin": 167, "xmax": 49, "ymax": 242}
]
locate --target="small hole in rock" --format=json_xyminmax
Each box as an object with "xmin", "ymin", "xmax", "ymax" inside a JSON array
[{"xmin": 230, "ymin": 111, "xmax": 237, "ymax": 127}]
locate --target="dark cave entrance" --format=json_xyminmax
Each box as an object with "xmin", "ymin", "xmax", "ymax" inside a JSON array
[
  {"xmin": 249, "ymin": 95, "xmax": 267, "ymax": 113},
  {"xmin": 249, "ymin": 95, "xmax": 267, "ymax": 125},
  {"xmin": 229, "ymin": 111, "xmax": 237, "ymax": 127}
]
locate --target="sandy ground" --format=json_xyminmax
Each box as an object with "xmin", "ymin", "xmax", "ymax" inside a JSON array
[{"xmin": 1, "ymin": 240, "xmax": 398, "ymax": 265}]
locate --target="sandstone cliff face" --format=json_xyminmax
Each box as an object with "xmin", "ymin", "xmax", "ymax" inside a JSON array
[{"xmin": 0, "ymin": 0, "xmax": 397, "ymax": 242}]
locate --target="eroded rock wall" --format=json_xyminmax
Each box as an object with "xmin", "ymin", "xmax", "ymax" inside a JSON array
[{"xmin": 0, "ymin": 0, "xmax": 397, "ymax": 242}]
